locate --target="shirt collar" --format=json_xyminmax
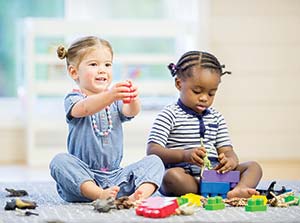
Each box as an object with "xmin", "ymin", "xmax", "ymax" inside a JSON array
[{"xmin": 176, "ymin": 99, "xmax": 210, "ymax": 117}]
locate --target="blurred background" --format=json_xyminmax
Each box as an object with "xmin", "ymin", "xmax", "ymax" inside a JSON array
[{"xmin": 0, "ymin": 0, "xmax": 299, "ymax": 180}]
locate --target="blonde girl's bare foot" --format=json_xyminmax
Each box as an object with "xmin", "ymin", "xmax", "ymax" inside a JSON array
[
  {"xmin": 227, "ymin": 187, "xmax": 259, "ymax": 199},
  {"xmin": 128, "ymin": 189, "xmax": 143, "ymax": 202},
  {"xmin": 99, "ymin": 186, "xmax": 120, "ymax": 200}
]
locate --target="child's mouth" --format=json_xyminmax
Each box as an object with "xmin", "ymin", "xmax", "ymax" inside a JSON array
[
  {"xmin": 95, "ymin": 77, "xmax": 107, "ymax": 82},
  {"xmin": 196, "ymin": 105, "xmax": 206, "ymax": 112}
]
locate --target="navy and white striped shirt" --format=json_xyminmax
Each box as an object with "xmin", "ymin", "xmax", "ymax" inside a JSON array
[{"xmin": 148, "ymin": 102, "xmax": 232, "ymax": 158}]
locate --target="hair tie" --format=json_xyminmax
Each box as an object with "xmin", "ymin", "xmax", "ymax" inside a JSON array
[
  {"xmin": 57, "ymin": 45, "xmax": 68, "ymax": 60},
  {"xmin": 221, "ymin": 71, "xmax": 232, "ymax": 76},
  {"xmin": 220, "ymin": 64, "xmax": 231, "ymax": 76},
  {"xmin": 168, "ymin": 63, "xmax": 179, "ymax": 77}
]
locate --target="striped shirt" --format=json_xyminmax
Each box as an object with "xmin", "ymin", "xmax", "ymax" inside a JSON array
[{"xmin": 147, "ymin": 102, "xmax": 232, "ymax": 158}]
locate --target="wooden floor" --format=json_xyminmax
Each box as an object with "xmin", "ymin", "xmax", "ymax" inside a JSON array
[{"xmin": 0, "ymin": 159, "xmax": 299, "ymax": 182}]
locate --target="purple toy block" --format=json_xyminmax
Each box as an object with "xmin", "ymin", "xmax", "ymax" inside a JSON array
[
  {"xmin": 202, "ymin": 170, "xmax": 240, "ymax": 189},
  {"xmin": 200, "ymin": 182, "xmax": 230, "ymax": 198}
]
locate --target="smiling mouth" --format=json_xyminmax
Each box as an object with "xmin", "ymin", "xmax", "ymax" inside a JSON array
[{"xmin": 95, "ymin": 77, "xmax": 107, "ymax": 82}]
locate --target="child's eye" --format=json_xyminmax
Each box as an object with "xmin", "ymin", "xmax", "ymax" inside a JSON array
[
  {"xmin": 209, "ymin": 91, "xmax": 217, "ymax": 97},
  {"xmin": 105, "ymin": 63, "xmax": 112, "ymax": 67},
  {"xmin": 192, "ymin": 90, "xmax": 202, "ymax": 94},
  {"xmin": 89, "ymin": 62, "xmax": 97, "ymax": 66}
]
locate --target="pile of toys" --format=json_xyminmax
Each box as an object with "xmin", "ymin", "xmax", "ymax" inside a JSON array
[
  {"xmin": 90, "ymin": 172, "xmax": 300, "ymax": 218},
  {"xmin": 134, "ymin": 171, "xmax": 300, "ymax": 218},
  {"xmin": 4, "ymin": 188, "xmax": 38, "ymax": 216}
]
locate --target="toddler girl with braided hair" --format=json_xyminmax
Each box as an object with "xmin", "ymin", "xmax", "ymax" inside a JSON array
[{"xmin": 147, "ymin": 50, "xmax": 262, "ymax": 198}]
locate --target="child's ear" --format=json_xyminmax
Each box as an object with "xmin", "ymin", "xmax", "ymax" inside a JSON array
[
  {"xmin": 175, "ymin": 77, "xmax": 182, "ymax": 90},
  {"xmin": 68, "ymin": 65, "xmax": 79, "ymax": 81}
]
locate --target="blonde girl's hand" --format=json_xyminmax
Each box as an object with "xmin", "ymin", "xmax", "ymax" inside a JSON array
[
  {"xmin": 183, "ymin": 147, "xmax": 206, "ymax": 167},
  {"xmin": 109, "ymin": 81, "xmax": 132, "ymax": 101},
  {"xmin": 214, "ymin": 152, "xmax": 238, "ymax": 174},
  {"xmin": 128, "ymin": 82, "xmax": 139, "ymax": 101}
]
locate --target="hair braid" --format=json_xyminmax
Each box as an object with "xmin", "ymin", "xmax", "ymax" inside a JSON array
[{"xmin": 168, "ymin": 51, "xmax": 231, "ymax": 79}]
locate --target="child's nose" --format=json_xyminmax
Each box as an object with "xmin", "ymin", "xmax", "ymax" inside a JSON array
[
  {"xmin": 199, "ymin": 93, "xmax": 208, "ymax": 102},
  {"xmin": 98, "ymin": 65, "xmax": 106, "ymax": 73}
]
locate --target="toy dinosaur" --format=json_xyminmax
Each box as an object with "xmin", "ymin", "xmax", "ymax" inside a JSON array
[
  {"xmin": 92, "ymin": 196, "xmax": 136, "ymax": 213},
  {"xmin": 92, "ymin": 197, "xmax": 116, "ymax": 213},
  {"xmin": 200, "ymin": 138, "xmax": 212, "ymax": 178},
  {"xmin": 269, "ymin": 191, "xmax": 298, "ymax": 207},
  {"xmin": 4, "ymin": 198, "xmax": 37, "ymax": 210},
  {"xmin": 256, "ymin": 181, "xmax": 290, "ymax": 199},
  {"xmin": 5, "ymin": 188, "xmax": 28, "ymax": 197}
]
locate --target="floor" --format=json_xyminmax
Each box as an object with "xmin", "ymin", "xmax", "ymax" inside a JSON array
[
  {"xmin": 1, "ymin": 177, "xmax": 300, "ymax": 223},
  {"xmin": 0, "ymin": 161, "xmax": 299, "ymax": 223},
  {"xmin": 258, "ymin": 159, "xmax": 300, "ymax": 180},
  {"xmin": 0, "ymin": 165, "xmax": 51, "ymax": 182}
]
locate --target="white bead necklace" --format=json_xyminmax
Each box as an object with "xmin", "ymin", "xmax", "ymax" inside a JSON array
[{"xmin": 91, "ymin": 106, "xmax": 113, "ymax": 137}]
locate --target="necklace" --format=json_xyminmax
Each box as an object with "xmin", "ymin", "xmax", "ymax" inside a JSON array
[{"xmin": 91, "ymin": 106, "xmax": 113, "ymax": 137}]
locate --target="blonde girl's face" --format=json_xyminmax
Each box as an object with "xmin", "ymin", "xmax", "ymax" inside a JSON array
[{"xmin": 69, "ymin": 46, "xmax": 113, "ymax": 95}]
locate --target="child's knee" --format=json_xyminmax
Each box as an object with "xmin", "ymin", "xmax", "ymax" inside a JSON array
[
  {"xmin": 248, "ymin": 161, "xmax": 262, "ymax": 171},
  {"xmin": 50, "ymin": 153, "xmax": 69, "ymax": 167},
  {"xmin": 146, "ymin": 154, "xmax": 164, "ymax": 171},
  {"xmin": 163, "ymin": 168, "xmax": 184, "ymax": 185}
]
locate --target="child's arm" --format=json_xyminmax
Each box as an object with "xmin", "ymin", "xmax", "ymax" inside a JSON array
[
  {"xmin": 214, "ymin": 146, "xmax": 239, "ymax": 174},
  {"xmin": 70, "ymin": 82, "xmax": 132, "ymax": 118},
  {"xmin": 122, "ymin": 82, "xmax": 141, "ymax": 117},
  {"xmin": 147, "ymin": 142, "xmax": 206, "ymax": 166}
]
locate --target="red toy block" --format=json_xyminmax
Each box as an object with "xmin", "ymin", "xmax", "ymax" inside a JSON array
[
  {"xmin": 122, "ymin": 80, "xmax": 134, "ymax": 104},
  {"xmin": 136, "ymin": 197, "xmax": 179, "ymax": 218}
]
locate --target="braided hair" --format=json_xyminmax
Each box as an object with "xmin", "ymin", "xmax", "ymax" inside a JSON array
[{"xmin": 168, "ymin": 51, "xmax": 231, "ymax": 79}]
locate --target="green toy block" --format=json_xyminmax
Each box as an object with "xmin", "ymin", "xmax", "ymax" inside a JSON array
[
  {"xmin": 284, "ymin": 195, "xmax": 294, "ymax": 202},
  {"xmin": 205, "ymin": 196, "xmax": 225, "ymax": 210},
  {"xmin": 177, "ymin": 197, "xmax": 189, "ymax": 206},
  {"xmin": 245, "ymin": 198, "xmax": 267, "ymax": 212},
  {"xmin": 284, "ymin": 195, "xmax": 300, "ymax": 206}
]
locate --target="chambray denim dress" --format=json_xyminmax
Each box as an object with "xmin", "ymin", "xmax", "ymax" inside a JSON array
[{"xmin": 49, "ymin": 91, "xmax": 164, "ymax": 202}]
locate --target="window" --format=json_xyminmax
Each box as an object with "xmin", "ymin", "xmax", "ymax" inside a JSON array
[
  {"xmin": 0, "ymin": 0, "xmax": 204, "ymax": 98},
  {"xmin": 0, "ymin": 0, "xmax": 64, "ymax": 97}
]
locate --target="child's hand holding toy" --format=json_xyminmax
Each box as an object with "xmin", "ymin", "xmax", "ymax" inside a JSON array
[{"xmin": 122, "ymin": 80, "xmax": 138, "ymax": 104}]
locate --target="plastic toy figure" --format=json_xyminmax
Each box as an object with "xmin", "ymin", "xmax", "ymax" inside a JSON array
[
  {"xmin": 5, "ymin": 188, "xmax": 28, "ymax": 197},
  {"xmin": 92, "ymin": 197, "xmax": 116, "ymax": 213},
  {"xmin": 256, "ymin": 181, "xmax": 290, "ymax": 199},
  {"xmin": 269, "ymin": 191, "xmax": 298, "ymax": 207},
  {"xmin": 4, "ymin": 198, "xmax": 37, "ymax": 210}
]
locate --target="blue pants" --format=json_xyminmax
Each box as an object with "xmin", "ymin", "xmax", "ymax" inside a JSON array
[{"xmin": 49, "ymin": 153, "xmax": 164, "ymax": 202}]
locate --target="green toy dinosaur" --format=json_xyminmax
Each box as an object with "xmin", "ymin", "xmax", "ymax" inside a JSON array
[{"xmin": 200, "ymin": 137, "xmax": 212, "ymax": 178}]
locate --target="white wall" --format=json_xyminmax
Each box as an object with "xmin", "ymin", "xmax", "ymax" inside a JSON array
[{"xmin": 210, "ymin": 0, "xmax": 300, "ymax": 161}]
